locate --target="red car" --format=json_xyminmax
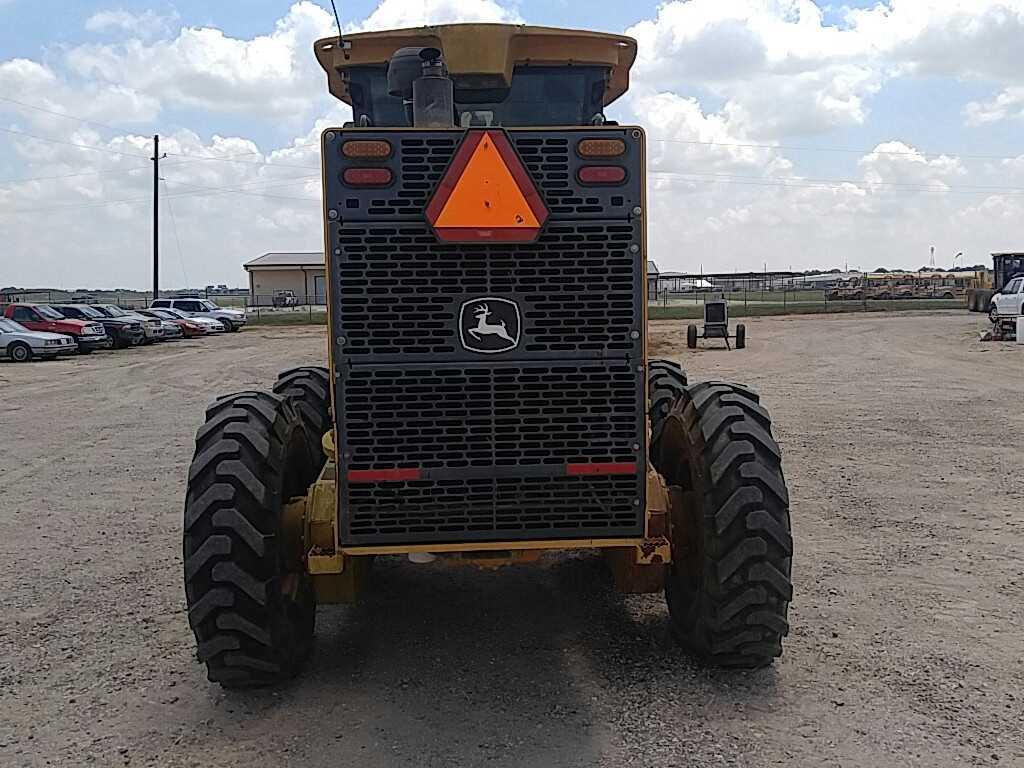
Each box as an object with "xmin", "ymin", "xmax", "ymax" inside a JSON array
[
  {"xmin": 3, "ymin": 303, "xmax": 111, "ymax": 354},
  {"xmin": 137, "ymin": 308, "xmax": 208, "ymax": 338}
]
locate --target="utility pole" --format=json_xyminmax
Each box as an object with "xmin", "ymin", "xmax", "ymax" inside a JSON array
[{"xmin": 152, "ymin": 135, "xmax": 165, "ymax": 304}]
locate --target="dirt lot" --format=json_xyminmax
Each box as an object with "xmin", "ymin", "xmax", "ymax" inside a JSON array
[{"xmin": 1, "ymin": 312, "xmax": 1021, "ymax": 768}]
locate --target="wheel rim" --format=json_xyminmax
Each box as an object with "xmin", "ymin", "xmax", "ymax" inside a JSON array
[{"xmin": 12, "ymin": 346, "xmax": 29, "ymax": 361}]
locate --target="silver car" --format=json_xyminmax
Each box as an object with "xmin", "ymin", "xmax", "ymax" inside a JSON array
[
  {"xmin": 0, "ymin": 317, "xmax": 77, "ymax": 361},
  {"xmin": 158, "ymin": 307, "xmax": 227, "ymax": 333},
  {"xmin": 125, "ymin": 310, "xmax": 181, "ymax": 340},
  {"xmin": 150, "ymin": 298, "xmax": 247, "ymax": 331}
]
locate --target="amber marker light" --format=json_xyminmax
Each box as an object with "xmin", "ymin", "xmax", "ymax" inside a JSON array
[
  {"xmin": 577, "ymin": 138, "xmax": 626, "ymax": 157},
  {"xmin": 342, "ymin": 140, "xmax": 393, "ymax": 159}
]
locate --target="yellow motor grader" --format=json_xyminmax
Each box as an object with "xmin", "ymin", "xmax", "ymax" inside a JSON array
[{"xmin": 182, "ymin": 24, "xmax": 793, "ymax": 687}]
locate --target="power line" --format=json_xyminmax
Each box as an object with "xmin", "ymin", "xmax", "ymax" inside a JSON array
[
  {"xmin": 650, "ymin": 136, "xmax": 1024, "ymax": 163},
  {"xmin": 0, "ymin": 94, "xmax": 144, "ymax": 135},
  {"xmin": 649, "ymin": 168, "xmax": 1024, "ymax": 194},
  {"xmin": 0, "ymin": 164, "xmax": 150, "ymax": 187},
  {"xmin": 648, "ymin": 169, "xmax": 1024, "ymax": 197},
  {"xmin": 161, "ymin": 179, "xmax": 189, "ymax": 288},
  {"xmin": 0, "ymin": 125, "xmax": 150, "ymax": 158},
  {"xmin": 162, "ymin": 149, "xmax": 320, "ymax": 171},
  {"xmin": 160, "ymin": 175, "xmax": 320, "ymax": 200},
  {"xmin": 3, "ymin": 175, "xmax": 319, "ymax": 214},
  {"xmin": 5, "ymin": 91, "xmax": 1024, "ymax": 164}
]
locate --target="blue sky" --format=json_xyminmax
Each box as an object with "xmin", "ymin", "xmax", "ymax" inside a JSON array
[{"xmin": 2, "ymin": 0, "xmax": 1024, "ymax": 288}]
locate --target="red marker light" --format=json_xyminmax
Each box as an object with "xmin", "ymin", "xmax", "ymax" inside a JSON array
[
  {"xmin": 348, "ymin": 468, "xmax": 422, "ymax": 483},
  {"xmin": 343, "ymin": 168, "xmax": 393, "ymax": 187},
  {"xmin": 566, "ymin": 462, "xmax": 637, "ymax": 476},
  {"xmin": 578, "ymin": 166, "xmax": 627, "ymax": 185}
]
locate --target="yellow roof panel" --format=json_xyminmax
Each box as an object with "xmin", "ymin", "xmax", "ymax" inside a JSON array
[{"xmin": 314, "ymin": 24, "xmax": 637, "ymax": 108}]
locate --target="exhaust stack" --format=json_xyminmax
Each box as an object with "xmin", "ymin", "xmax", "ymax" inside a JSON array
[{"xmin": 387, "ymin": 46, "xmax": 454, "ymax": 129}]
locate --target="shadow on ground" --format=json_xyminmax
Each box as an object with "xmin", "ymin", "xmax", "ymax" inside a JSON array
[{"xmin": 156, "ymin": 554, "xmax": 781, "ymax": 767}]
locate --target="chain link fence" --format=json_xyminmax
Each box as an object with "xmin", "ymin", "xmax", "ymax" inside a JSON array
[{"xmin": 648, "ymin": 272, "xmax": 967, "ymax": 318}]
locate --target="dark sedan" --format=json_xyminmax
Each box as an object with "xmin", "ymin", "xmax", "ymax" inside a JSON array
[{"xmin": 50, "ymin": 304, "xmax": 144, "ymax": 349}]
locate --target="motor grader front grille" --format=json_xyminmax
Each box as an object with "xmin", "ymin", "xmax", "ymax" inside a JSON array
[
  {"xmin": 335, "ymin": 221, "xmax": 639, "ymax": 360},
  {"xmin": 324, "ymin": 127, "xmax": 646, "ymax": 546},
  {"xmin": 347, "ymin": 475, "xmax": 642, "ymax": 541}
]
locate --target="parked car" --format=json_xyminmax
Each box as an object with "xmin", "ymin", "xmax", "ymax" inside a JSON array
[
  {"xmin": 3, "ymin": 303, "xmax": 110, "ymax": 354},
  {"xmin": 134, "ymin": 312, "xmax": 184, "ymax": 340},
  {"xmin": 157, "ymin": 307, "xmax": 226, "ymax": 334},
  {"xmin": 137, "ymin": 309, "xmax": 208, "ymax": 338},
  {"xmin": 272, "ymin": 290, "xmax": 298, "ymax": 308},
  {"xmin": 51, "ymin": 304, "xmax": 144, "ymax": 349},
  {"xmin": 91, "ymin": 304, "xmax": 163, "ymax": 343},
  {"xmin": 990, "ymin": 275, "xmax": 1024, "ymax": 323},
  {"xmin": 149, "ymin": 298, "xmax": 247, "ymax": 331},
  {"xmin": 0, "ymin": 317, "xmax": 77, "ymax": 361}
]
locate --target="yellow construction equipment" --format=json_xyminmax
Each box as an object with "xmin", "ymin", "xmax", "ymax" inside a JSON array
[{"xmin": 182, "ymin": 24, "xmax": 793, "ymax": 687}]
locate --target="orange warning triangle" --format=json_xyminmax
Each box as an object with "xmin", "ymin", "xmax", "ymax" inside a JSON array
[{"xmin": 426, "ymin": 130, "xmax": 548, "ymax": 243}]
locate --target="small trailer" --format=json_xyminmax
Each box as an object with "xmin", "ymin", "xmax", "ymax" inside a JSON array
[{"xmin": 687, "ymin": 298, "xmax": 746, "ymax": 350}]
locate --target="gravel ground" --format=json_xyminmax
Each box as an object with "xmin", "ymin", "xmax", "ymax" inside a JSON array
[{"xmin": 1, "ymin": 312, "xmax": 1021, "ymax": 768}]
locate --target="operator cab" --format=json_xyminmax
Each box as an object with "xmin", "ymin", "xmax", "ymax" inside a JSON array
[{"xmin": 315, "ymin": 24, "xmax": 637, "ymax": 129}]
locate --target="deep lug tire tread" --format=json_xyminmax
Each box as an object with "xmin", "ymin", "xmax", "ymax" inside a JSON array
[
  {"xmin": 658, "ymin": 381, "xmax": 793, "ymax": 668},
  {"xmin": 272, "ymin": 366, "xmax": 331, "ymax": 468},
  {"xmin": 183, "ymin": 390, "xmax": 317, "ymax": 688},
  {"xmin": 647, "ymin": 359, "xmax": 688, "ymax": 467}
]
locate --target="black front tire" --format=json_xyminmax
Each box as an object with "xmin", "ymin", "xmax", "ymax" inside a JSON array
[
  {"xmin": 648, "ymin": 359, "xmax": 687, "ymax": 466},
  {"xmin": 687, "ymin": 324, "xmax": 698, "ymax": 349},
  {"xmin": 8, "ymin": 342, "xmax": 32, "ymax": 362},
  {"xmin": 735, "ymin": 323, "xmax": 746, "ymax": 350},
  {"xmin": 652, "ymin": 381, "xmax": 793, "ymax": 668},
  {"xmin": 183, "ymin": 391, "xmax": 319, "ymax": 688},
  {"xmin": 273, "ymin": 366, "xmax": 332, "ymax": 470}
]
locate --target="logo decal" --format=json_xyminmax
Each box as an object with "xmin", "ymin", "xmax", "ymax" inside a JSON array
[{"xmin": 459, "ymin": 297, "xmax": 521, "ymax": 354}]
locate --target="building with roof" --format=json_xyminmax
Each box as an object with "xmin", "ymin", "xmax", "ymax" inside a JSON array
[
  {"xmin": 243, "ymin": 252, "xmax": 326, "ymax": 305},
  {"xmin": 647, "ymin": 261, "xmax": 659, "ymax": 298}
]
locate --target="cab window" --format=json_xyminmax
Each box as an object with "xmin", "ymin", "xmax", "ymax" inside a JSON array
[{"xmin": 12, "ymin": 307, "xmax": 38, "ymax": 322}]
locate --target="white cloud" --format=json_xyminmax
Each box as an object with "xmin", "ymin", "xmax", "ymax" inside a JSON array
[
  {"xmin": 627, "ymin": 0, "xmax": 1024, "ymax": 136},
  {"xmin": 85, "ymin": 9, "xmax": 178, "ymax": 38},
  {"xmin": 353, "ymin": 0, "xmax": 521, "ymax": 30},
  {"xmin": 0, "ymin": 58, "xmax": 159, "ymax": 127},
  {"xmin": 6, "ymin": 0, "xmax": 1024, "ymax": 287},
  {"xmin": 964, "ymin": 87, "xmax": 1024, "ymax": 126},
  {"xmin": 68, "ymin": 2, "xmax": 336, "ymax": 119},
  {"xmin": 859, "ymin": 141, "xmax": 965, "ymax": 193}
]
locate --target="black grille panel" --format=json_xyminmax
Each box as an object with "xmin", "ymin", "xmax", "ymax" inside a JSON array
[
  {"xmin": 345, "ymin": 475, "xmax": 643, "ymax": 544},
  {"xmin": 325, "ymin": 129, "xmax": 643, "ymax": 222},
  {"xmin": 323, "ymin": 126, "xmax": 647, "ymax": 545},
  {"xmin": 333, "ymin": 221, "xmax": 641, "ymax": 361},
  {"xmin": 342, "ymin": 363, "xmax": 641, "ymax": 471}
]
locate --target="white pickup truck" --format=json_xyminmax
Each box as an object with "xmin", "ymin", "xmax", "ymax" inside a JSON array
[{"xmin": 990, "ymin": 276, "xmax": 1024, "ymax": 324}]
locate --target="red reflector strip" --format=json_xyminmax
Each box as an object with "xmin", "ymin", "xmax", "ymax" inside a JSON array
[
  {"xmin": 432, "ymin": 227, "xmax": 541, "ymax": 243},
  {"xmin": 347, "ymin": 468, "xmax": 422, "ymax": 483},
  {"xmin": 566, "ymin": 462, "xmax": 638, "ymax": 477},
  {"xmin": 578, "ymin": 166, "xmax": 627, "ymax": 185},
  {"xmin": 343, "ymin": 168, "xmax": 392, "ymax": 186}
]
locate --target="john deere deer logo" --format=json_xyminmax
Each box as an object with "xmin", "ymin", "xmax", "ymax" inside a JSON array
[{"xmin": 459, "ymin": 297, "xmax": 521, "ymax": 354}]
